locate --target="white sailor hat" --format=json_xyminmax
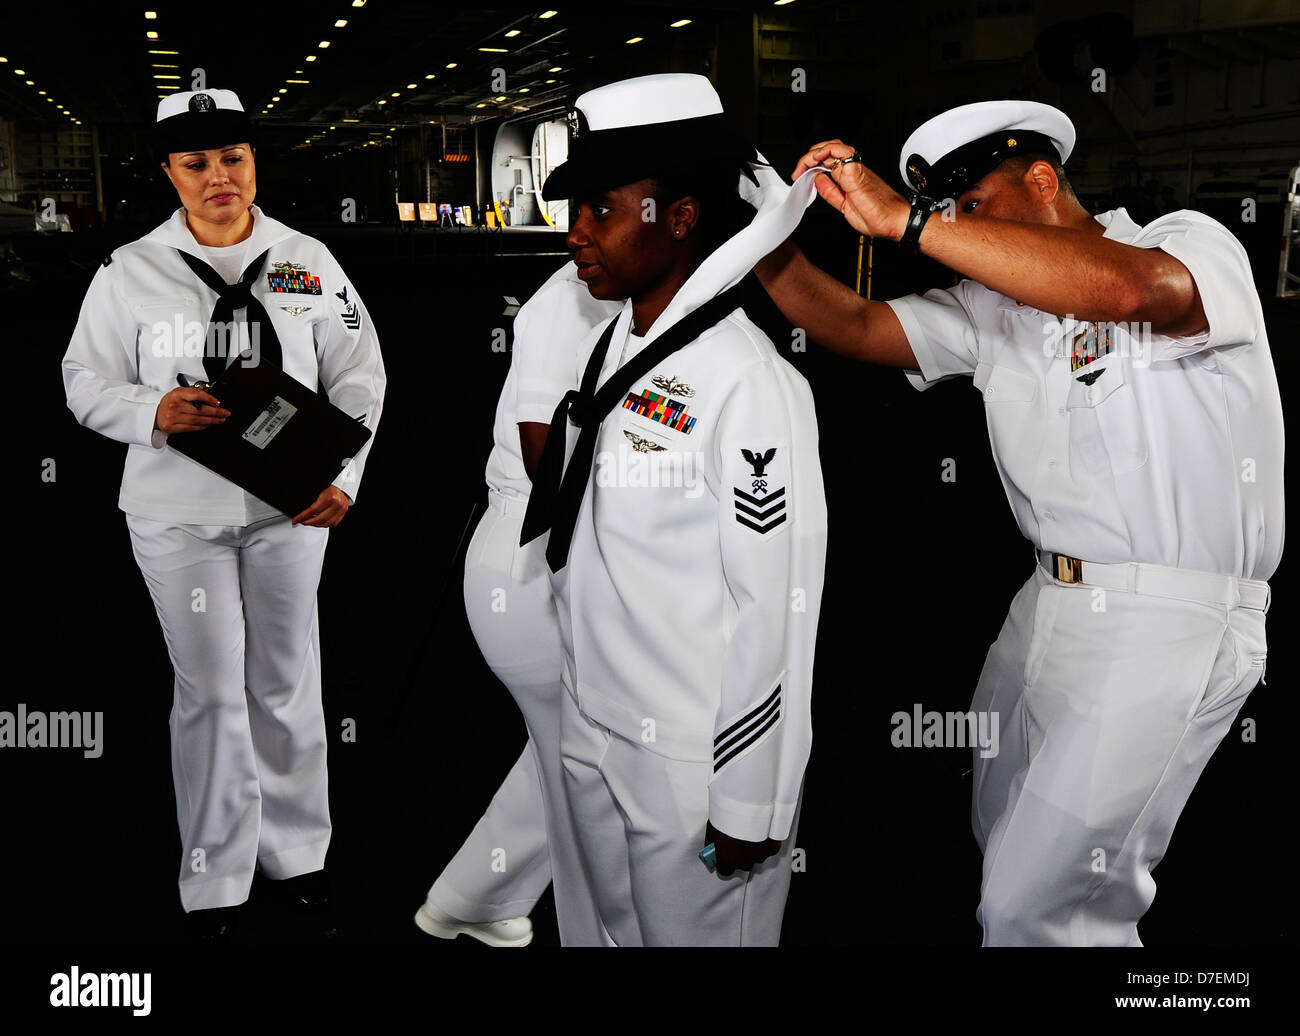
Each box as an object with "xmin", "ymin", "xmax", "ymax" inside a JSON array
[
  {"xmin": 898, "ymin": 100, "xmax": 1075, "ymax": 200},
  {"xmin": 541, "ymin": 73, "xmax": 756, "ymax": 201},
  {"xmin": 154, "ymin": 88, "xmax": 254, "ymax": 157}
]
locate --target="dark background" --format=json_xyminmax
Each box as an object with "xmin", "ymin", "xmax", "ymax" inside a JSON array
[{"xmin": 0, "ymin": 2, "xmax": 1294, "ymax": 1005}]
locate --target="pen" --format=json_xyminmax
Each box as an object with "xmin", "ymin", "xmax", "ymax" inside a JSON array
[{"xmin": 177, "ymin": 373, "xmax": 214, "ymax": 410}]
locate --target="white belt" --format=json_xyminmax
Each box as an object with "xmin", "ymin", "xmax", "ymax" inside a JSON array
[
  {"xmin": 487, "ymin": 488, "xmax": 531, "ymax": 520},
  {"xmin": 1037, "ymin": 551, "xmax": 1270, "ymax": 613}
]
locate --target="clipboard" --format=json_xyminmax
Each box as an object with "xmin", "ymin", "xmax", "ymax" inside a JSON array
[{"xmin": 167, "ymin": 354, "xmax": 372, "ymax": 517}]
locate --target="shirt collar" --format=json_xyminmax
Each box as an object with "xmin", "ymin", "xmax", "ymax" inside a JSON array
[{"xmin": 142, "ymin": 204, "xmax": 296, "ymax": 262}]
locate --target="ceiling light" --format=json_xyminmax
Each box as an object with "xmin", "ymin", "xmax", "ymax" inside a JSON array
[
  {"xmin": 286, "ymin": 79, "xmax": 309, "ymax": 83},
  {"xmin": 496, "ymin": 95, "xmax": 506, "ymax": 101},
  {"xmin": 505, "ymin": 29, "xmax": 520, "ymax": 37},
  {"xmin": 145, "ymin": 10, "xmax": 156, "ymax": 18},
  {"xmin": 625, "ymin": 37, "xmax": 643, "ymax": 44},
  {"xmin": 540, "ymin": 9, "xmax": 557, "ymax": 17},
  {"xmin": 279, "ymin": 88, "xmax": 287, "ymax": 93},
  {"xmin": 147, "ymin": 50, "xmax": 178, "ymax": 54},
  {"xmin": 151, "ymin": 63, "xmax": 178, "ymax": 68},
  {"xmin": 548, "ymin": 66, "xmax": 561, "ymax": 72},
  {"xmin": 153, "ymin": 75, "xmax": 180, "ymax": 80},
  {"xmin": 425, "ymin": 74, "xmax": 435, "ymax": 79},
  {"xmin": 335, "ymin": 19, "xmax": 347, "ymax": 27},
  {"xmin": 479, "ymin": 47, "xmax": 508, "ymax": 53},
  {"xmin": 391, "ymin": 91, "xmax": 400, "ymax": 97},
  {"xmin": 13, "ymin": 68, "xmax": 23, "ymax": 74},
  {"xmin": 406, "ymin": 83, "xmax": 417, "ymax": 89},
  {"xmin": 306, "ymin": 55, "xmax": 316, "ymax": 61},
  {"xmin": 37, "ymin": 89, "xmax": 46, "ymax": 94},
  {"xmin": 146, "ymin": 31, "xmax": 158, "ymax": 39},
  {"xmin": 545, "ymin": 79, "xmax": 556, "ymax": 83},
  {"xmin": 318, "ymin": 40, "xmax": 330, "ymax": 48},
  {"xmin": 352, "ymin": 0, "xmax": 366, "ymax": 6},
  {"xmin": 671, "ymin": 19, "xmax": 691, "ymax": 27},
  {"xmin": 774, "ymin": 0, "xmax": 796, "ymax": 5},
  {"xmin": 377, "ymin": 99, "xmax": 386, "ymax": 105},
  {"xmin": 446, "ymin": 62, "xmax": 457, "ymax": 69},
  {"xmin": 519, "ymin": 87, "xmax": 530, "ymax": 92},
  {"xmin": 476, "ymin": 103, "xmax": 486, "ymax": 108}
]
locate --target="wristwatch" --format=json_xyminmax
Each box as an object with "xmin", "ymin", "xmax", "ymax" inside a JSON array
[{"xmin": 899, "ymin": 194, "xmax": 938, "ymax": 256}]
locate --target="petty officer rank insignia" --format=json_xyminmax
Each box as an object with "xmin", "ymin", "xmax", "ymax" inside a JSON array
[
  {"xmin": 623, "ymin": 389, "xmax": 696, "ymax": 434},
  {"xmin": 266, "ymin": 260, "xmax": 322, "ymax": 295},
  {"xmin": 732, "ymin": 446, "xmax": 789, "ymax": 535},
  {"xmin": 335, "ymin": 285, "xmax": 362, "ymax": 331}
]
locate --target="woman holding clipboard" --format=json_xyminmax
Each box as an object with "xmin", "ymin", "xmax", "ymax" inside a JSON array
[{"xmin": 61, "ymin": 88, "xmax": 385, "ymax": 939}]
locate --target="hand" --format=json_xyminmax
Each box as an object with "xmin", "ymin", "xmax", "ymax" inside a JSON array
[
  {"xmin": 154, "ymin": 386, "xmax": 230, "ymax": 434},
  {"xmin": 793, "ymin": 139, "xmax": 911, "ymax": 242},
  {"xmin": 292, "ymin": 486, "xmax": 351, "ymax": 528},
  {"xmin": 706, "ymin": 820, "xmax": 782, "ymax": 877}
]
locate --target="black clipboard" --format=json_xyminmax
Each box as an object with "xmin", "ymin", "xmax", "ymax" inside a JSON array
[{"xmin": 167, "ymin": 355, "xmax": 372, "ymax": 517}]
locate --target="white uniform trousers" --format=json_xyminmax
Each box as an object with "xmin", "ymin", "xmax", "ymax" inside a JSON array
[
  {"xmin": 125, "ymin": 512, "xmax": 331, "ymax": 912},
  {"xmin": 971, "ymin": 560, "xmax": 1269, "ymax": 946},
  {"xmin": 424, "ymin": 493, "xmax": 608, "ymax": 944},
  {"xmin": 558, "ymin": 686, "xmax": 800, "ymax": 946}
]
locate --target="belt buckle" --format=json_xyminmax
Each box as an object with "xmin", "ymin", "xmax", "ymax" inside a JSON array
[{"xmin": 1053, "ymin": 553, "xmax": 1083, "ymax": 584}]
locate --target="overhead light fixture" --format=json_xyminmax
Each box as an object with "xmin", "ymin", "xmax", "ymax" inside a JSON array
[
  {"xmin": 545, "ymin": 79, "xmax": 556, "ymax": 83},
  {"xmin": 406, "ymin": 83, "xmax": 417, "ymax": 89},
  {"xmin": 377, "ymin": 99, "xmax": 386, "ymax": 105},
  {"xmin": 425, "ymin": 73, "xmax": 435, "ymax": 79},
  {"xmin": 479, "ymin": 47, "xmax": 508, "ymax": 53},
  {"xmin": 147, "ymin": 50, "xmax": 178, "ymax": 54},
  {"xmin": 0, "ymin": 57, "xmax": 6, "ymax": 63},
  {"xmin": 286, "ymin": 78, "xmax": 309, "ymax": 83},
  {"xmin": 626, "ymin": 37, "xmax": 643, "ymax": 44},
  {"xmin": 145, "ymin": 10, "xmax": 156, "ymax": 17},
  {"xmin": 505, "ymin": 29, "xmax": 520, "ymax": 37},
  {"xmin": 519, "ymin": 87, "xmax": 530, "ymax": 93},
  {"xmin": 37, "ymin": 89, "xmax": 46, "ymax": 95},
  {"xmin": 153, "ymin": 75, "xmax": 180, "ymax": 80},
  {"xmin": 146, "ymin": 31, "xmax": 158, "ymax": 39},
  {"xmin": 335, "ymin": 19, "xmax": 347, "ymax": 27},
  {"xmin": 25, "ymin": 80, "xmax": 33, "ymax": 85},
  {"xmin": 279, "ymin": 88, "xmax": 287, "ymax": 93},
  {"xmin": 342, "ymin": 117, "xmax": 360, "ymax": 121},
  {"xmin": 446, "ymin": 62, "xmax": 457, "ymax": 69},
  {"xmin": 540, "ymin": 9, "xmax": 557, "ymax": 17},
  {"xmin": 151, "ymin": 63, "xmax": 179, "ymax": 68},
  {"xmin": 671, "ymin": 19, "xmax": 691, "ymax": 27},
  {"xmin": 476, "ymin": 103, "xmax": 486, "ymax": 108},
  {"xmin": 548, "ymin": 66, "xmax": 562, "ymax": 72},
  {"xmin": 14, "ymin": 68, "xmax": 24, "ymax": 74},
  {"xmin": 391, "ymin": 91, "xmax": 400, "ymax": 97},
  {"xmin": 353, "ymin": 0, "xmax": 366, "ymax": 6},
  {"xmin": 318, "ymin": 40, "xmax": 330, "ymax": 48},
  {"xmin": 306, "ymin": 55, "xmax": 317, "ymax": 61},
  {"xmin": 774, "ymin": 0, "xmax": 796, "ymax": 4}
]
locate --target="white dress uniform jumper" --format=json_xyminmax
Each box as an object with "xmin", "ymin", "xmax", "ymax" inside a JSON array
[
  {"xmin": 524, "ymin": 74, "xmax": 830, "ymax": 946},
  {"xmin": 890, "ymin": 100, "xmax": 1283, "ymax": 945},
  {"xmin": 63, "ymin": 167, "xmax": 385, "ymax": 910}
]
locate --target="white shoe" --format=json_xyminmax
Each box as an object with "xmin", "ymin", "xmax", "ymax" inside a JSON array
[{"xmin": 414, "ymin": 902, "xmax": 533, "ymax": 948}]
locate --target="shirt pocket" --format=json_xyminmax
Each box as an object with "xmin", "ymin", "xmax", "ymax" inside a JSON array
[
  {"xmin": 973, "ymin": 361, "xmax": 1037, "ymax": 403},
  {"xmin": 1065, "ymin": 358, "xmax": 1148, "ymax": 476}
]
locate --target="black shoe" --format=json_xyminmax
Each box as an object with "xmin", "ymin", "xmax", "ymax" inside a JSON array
[
  {"xmin": 183, "ymin": 904, "xmax": 241, "ymax": 943},
  {"xmin": 275, "ymin": 869, "xmax": 332, "ymax": 912}
]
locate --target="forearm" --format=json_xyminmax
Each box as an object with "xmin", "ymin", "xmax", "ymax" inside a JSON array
[{"xmin": 915, "ymin": 215, "xmax": 1189, "ymax": 327}]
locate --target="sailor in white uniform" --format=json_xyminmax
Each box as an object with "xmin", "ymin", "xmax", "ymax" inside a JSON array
[
  {"xmin": 754, "ymin": 100, "xmax": 1283, "ymax": 945},
  {"xmin": 61, "ymin": 89, "xmax": 385, "ymax": 934},
  {"xmin": 414, "ymin": 262, "xmax": 618, "ymax": 947},
  {"xmin": 522, "ymin": 74, "xmax": 829, "ymax": 946}
]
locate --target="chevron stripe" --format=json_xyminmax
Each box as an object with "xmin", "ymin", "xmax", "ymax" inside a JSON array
[
  {"xmin": 734, "ymin": 498, "xmax": 786, "ymax": 521},
  {"xmin": 714, "ymin": 697, "xmax": 781, "ymax": 759},
  {"xmin": 736, "ymin": 512, "xmax": 787, "ymax": 534},
  {"xmin": 734, "ymin": 486, "xmax": 785, "ymax": 507},
  {"xmin": 341, "ymin": 305, "xmax": 362, "ymax": 330}
]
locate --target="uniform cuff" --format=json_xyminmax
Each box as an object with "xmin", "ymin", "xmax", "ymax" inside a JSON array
[
  {"xmin": 884, "ymin": 296, "xmax": 942, "ymax": 392},
  {"xmin": 708, "ymin": 787, "xmax": 794, "ymax": 843}
]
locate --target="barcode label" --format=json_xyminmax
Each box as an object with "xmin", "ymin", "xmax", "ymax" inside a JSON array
[{"xmin": 242, "ymin": 396, "xmax": 298, "ymax": 449}]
